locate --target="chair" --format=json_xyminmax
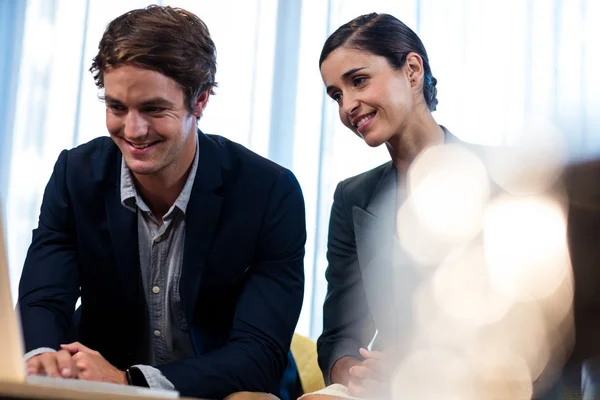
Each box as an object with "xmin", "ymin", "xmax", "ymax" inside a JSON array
[{"xmin": 290, "ymin": 333, "xmax": 326, "ymax": 395}]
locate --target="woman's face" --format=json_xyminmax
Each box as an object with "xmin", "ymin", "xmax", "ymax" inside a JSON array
[{"xmin": 320, "ymin": 47, "xmax": 415, "ymax": 147}]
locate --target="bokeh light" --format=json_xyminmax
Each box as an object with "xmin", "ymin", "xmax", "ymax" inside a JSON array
[
  {"xmin": 408, "ymin": 144, "xmax": 490, "ymax": 242},
  {"xmin": 397, "ymin": 143, "xmax": 491, "ymax": 267},
  {"xmin": 468, "ymin": 345, "xmax": 534, "ymax": 400},
  {"xmin": 484, "ymin": 118, "xmax": 566, "ymax": 196},
  {"xmin": 392, "ymin": 348, "xmax": 477, "ymax": 400},
  {"xmin": 432, "ymin": 243, "xmax": 514, "ymax": 326},
  {"xmin": 387, "ymin": 139, "xmax": 574, "ymax": 400},
  {"xmin": 483, "ymin": 195, "xmax": 570, "ymax": 300}
]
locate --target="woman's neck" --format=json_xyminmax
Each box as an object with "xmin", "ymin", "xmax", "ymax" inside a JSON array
[{"xmin": 386, "ymin": 108, "xmax": 445, "ymax": 176}]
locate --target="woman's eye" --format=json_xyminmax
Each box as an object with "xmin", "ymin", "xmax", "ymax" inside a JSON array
[{"xmin": 353, "ymin": 77, "xmax": 367, "ymax": 86}]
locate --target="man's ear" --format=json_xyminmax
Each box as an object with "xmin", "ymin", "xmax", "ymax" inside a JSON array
[
  {"xmin": 192, "ymin": 89, "xmax": 211, "ymax": 117},
  {"xmin": 405, "ymin": 52, "xmax": 424, "ymax": 87}
]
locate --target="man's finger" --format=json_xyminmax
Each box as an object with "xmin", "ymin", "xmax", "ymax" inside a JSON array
[
  {"xmin": 38, "ymin": 354, "xmax": 60, "ymax": 378},
  {"xmin": 61, "ymin": 342, "xmax": 96, "ymax": 355},
  {"xmin": 25, "ymin": 357, "xmax": 41, "ymax": 376},
  {"xmin": 60, "ymin": 343, "xmax": 81, "ymax": 354},
  {"xmin": 72, "ymin": 351, "xmax": 87, "ymax": 363},
  {"xmin": 55, "ymin": 349, "xmax": 76, "ymax": 378},
  {"xmin": 75, "ymin": 357, "xmax": 88, "ymax": 374}
]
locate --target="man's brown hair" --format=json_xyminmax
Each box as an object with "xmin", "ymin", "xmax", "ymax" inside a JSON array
[{"xmin": 90, "ymin": 5, "xmax": 217, "ymax": 113}]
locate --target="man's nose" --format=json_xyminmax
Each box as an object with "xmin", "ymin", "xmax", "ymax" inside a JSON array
[{"xmin": 123, "ymin": 111, "xmax": 149, "ymax": 140}]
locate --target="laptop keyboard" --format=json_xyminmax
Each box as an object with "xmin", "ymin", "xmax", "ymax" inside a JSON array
[{"xmin": 25, "ymin": 375, "xmax": 179, "ymax": 398}]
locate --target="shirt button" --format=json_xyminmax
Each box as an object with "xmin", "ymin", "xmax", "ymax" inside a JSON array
[
  {"xmin": 154, "ymin": 330, "xmax": 161, "ymax": 337},
  {"xmin": 152, "ymin": 286, "xmax": 160, "ymax": 294},
  {"xmin": 154, "ymin": 236, "xmax": 162, "ymax": 243}
]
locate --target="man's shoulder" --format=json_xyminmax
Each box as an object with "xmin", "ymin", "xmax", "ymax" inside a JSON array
[
  {"xmin": 204, "ymin": 133, "xmax": 294, "ymax": 184},
  {"xmin": 64, "ymin": 136, "xmax": 118, "ymax": 164},
  {"xmin": 59, "ymin": 136, "xmax": 119, "ymax": 186}
]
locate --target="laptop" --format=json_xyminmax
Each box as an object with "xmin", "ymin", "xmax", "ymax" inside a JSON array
[{"xmin": 0, "ymin": 204, "xmax": 179, "ymax": 398}]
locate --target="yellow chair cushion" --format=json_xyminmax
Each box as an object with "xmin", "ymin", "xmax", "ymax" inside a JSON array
[{"xmin": 291, "ymin": 333, "xmax": 326, "ymax": 394}]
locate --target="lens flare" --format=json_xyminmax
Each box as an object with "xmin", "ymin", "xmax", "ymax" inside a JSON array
[
  {"xmin": 396, "ymin": 197, "xmax": 457, "ymax": 267},
  {"xmin": 483, "ymin": 195, "xmax": 570, "ymax": 300},
  {"xmin": 469, "ymin": 344, "xmax": 534, "ymax": 399},
  {"xmin": 397, "ymin": 144, "xmax": 490, "ymax": 267},
  {"xmin": 432, "ymin": 243, "xmax": 514, "ymax": 326},
  {"xmin": 392, "ymin": 348, "xmax": 477, "ymax": 400},
  {"xmin": 484, "ymin": 118, "xmax": 566, "ymax": 195},
  {"xmin": 408, "ymin": 144, "xmax": 490, "ymax": 242},
  {"xmin": 379, "ymin": 129, "xmax": 573, "ymax": 400}
]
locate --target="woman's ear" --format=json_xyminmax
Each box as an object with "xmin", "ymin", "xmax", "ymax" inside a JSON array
[{"xmin": 405, "ymin": 52, "xmax": 424, "ymax": 86}]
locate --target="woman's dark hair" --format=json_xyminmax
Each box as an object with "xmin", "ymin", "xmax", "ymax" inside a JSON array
[{"xmin": 320, "ymin": 13, "xmax": 438, "ymax": 111}]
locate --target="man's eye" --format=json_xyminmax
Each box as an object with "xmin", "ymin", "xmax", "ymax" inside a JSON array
[
  {"xmin": 331, "ymin": 93, "xmax": 342, "ymax": 104},
  {"xmin": 108, "ymin": 105, "xmax": 126, "ymax": 112},
  {"xmin": 144, "ymin": 107, "xmax": 166, "ymax": 114}
]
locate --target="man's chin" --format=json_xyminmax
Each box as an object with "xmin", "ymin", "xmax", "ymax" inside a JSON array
[
  {"xmin": 130, "ymin": 168, "xmax": 158, "ymax": 176},
  {"xmin": 123, "ymin": 159, "xmax": 160, "ymax": 176}
]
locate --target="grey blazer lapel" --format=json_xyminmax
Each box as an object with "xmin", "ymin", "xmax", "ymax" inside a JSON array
[
  {"xmin": 353, "ymin": 162, "xmax": 398, "ymax": 338},
  {"xmin": 353, "ymin": 127, "xmax": 460, "ymax": 349}
]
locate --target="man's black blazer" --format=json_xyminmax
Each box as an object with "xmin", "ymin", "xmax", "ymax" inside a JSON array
[{"xmin": 18, "ymin": 130, "xmax": 306, "ymax": 399}]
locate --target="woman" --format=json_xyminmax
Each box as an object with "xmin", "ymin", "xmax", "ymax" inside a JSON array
[{"xmin": 316, "ymin": 12, "xmax": 456, "ymax": 398}]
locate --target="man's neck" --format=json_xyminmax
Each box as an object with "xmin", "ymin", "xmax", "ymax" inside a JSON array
[
  {"xmin": 133, "ymin": 170, "xmax": 190, "ymax": 221},
  {"xmin": 133, "ymin": 138, "xmax": 197, "ymax": 220}
]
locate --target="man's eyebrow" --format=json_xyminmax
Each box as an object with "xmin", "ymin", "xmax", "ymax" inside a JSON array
[
  {"xmin": 138, "ymin": 97, "xmax": 176, "ymax": 107},
  {"xmin": 101, "ymin": 95, "xmax": 122, "ymax": 104},
  {"xmin": 100, "ymin": 96, "xmax": 175, "ymax": 107}
]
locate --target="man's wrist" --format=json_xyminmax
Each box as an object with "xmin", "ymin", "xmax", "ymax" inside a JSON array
[
  {"xmin": 125, "ymin": 366, "xmax": 150, "ymax": 387},
  {"xmin": 118, "ymin": 370, "xmax": 128, "ymax": 385},
  {"xmin": 24, "ymin": 347, "xmax": 57, "ymax": 362}
]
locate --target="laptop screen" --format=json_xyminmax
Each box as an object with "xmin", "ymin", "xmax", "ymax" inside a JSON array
[{"xmin": 0, "ymin": 204, "xmax": 26, "ymax": 382}]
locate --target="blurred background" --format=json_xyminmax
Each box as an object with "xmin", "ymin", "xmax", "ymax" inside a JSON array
[{"xmin": 0, "ymin": 0, "xmax": 599, "ymax": 341}]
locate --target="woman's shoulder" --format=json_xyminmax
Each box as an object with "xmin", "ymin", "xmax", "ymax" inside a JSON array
[{"xmin": 336, "ymin": 161, "xmax": 393, "ymax": 206}]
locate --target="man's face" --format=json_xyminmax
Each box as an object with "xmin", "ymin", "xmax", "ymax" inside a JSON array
[{"xmin": 103, "ymin": 65, "xmax": 207, "ymax": 177}]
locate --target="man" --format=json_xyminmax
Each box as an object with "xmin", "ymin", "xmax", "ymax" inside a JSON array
[{"xmin": 18, "ymin": 5, "xmax": 306, "ymax": 399}]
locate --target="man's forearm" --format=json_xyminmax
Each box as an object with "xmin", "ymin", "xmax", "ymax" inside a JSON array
[
  {"xmin": 156, "ymin": 343, "xmax": 286, "ymax": 398},
  {"xmin": 330, "ymin": 356, "xmax": 362, "ymax": 386},
  {"xmin": 224, "ymin": 392, "xmax": 279, "ymax": 400}
]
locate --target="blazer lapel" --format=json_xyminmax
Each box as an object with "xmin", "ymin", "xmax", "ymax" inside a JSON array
[
  {"xmin": 354, "ymin": 127, "xmax": 461, "ymax": 348},
  {"xmin": 104, "ymin": 157, "xmax": 143, "ymax": 314},
  {"xmin": 353, "ymin": 162, "xmax": 398, "ymax": 337},
  {"xmin": 442, "ymin": 125, "xmax": 459, "ymax": 143},
  {"xmin": 180, "ymin": 132, "xmax": 224, "ymax": 324}
]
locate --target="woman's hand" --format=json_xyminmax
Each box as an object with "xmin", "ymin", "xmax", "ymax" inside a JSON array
[{"xmin": 347, "ymin": 348, "xmax": 394, "ymax": 398}]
